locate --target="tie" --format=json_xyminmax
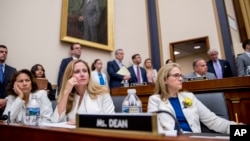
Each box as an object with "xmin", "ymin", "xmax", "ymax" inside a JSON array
[
  {"xmin": 0, "ymin": 64, "xmax": 3, "ymax": 82},
  {"xmin": 98, "ymin": 73, "xmax": 105, "ymax": 85},
  {"xmin": 136, "ymin": 66, "xmax": 141, "ymax": 83},
  {"xmin": 214, "ymin": 61, "xmax": 222, "ymax": 79}
]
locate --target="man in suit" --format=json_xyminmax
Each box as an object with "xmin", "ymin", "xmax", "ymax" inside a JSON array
[
  {"xmin": 206, "ymin": 48, "xmax": 233, "ymax": 78},
  {"xmin": 79, "ymin": 0, "xmax": 101, "ymax": 42},
  {"xmin": 128, "ymin": 54, "xmax": 148, "ymax": 84},
  {"xmin": 107, "ymin": 49, "xmax": 130, "ymax": 89},
  {"xmin": 184, "ymin": 58, "xmax": 216, "ymax": 80},
  {"xmin": 236, "ymin": 39, "xmax": 250, "ymax": 76},
  {"xmin": 57, "ymin": 43, "xmax": 82, "ymax": 92},
  {"xmin": 0, "ymin": 45, "xmax": 17, "ymax": 116}
]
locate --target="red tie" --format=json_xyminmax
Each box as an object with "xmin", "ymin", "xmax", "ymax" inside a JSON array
[{"xmin": 136, "ymin": 66, "xmax": 141, "ymax": 83}]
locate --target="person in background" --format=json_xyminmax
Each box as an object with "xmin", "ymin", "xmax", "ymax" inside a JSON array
[
  {"xmin": 236, "ymin": 39, "xmax": 250, "ymax": 76},
  {"xmin": 3, "ymin": 69, "xmax": 53, "ymax": 123},
  {"xmin": 31, "ymin": 64, "xmax": 55, "ymax": 101},
  {"xmin": 128, "ymin": 54, "xmax": 148, "ymax": 84},
  {"xmin": 144, "ymin": 58, "xmax": 157, "ymax": 84},
  {"xmin": 91, "ymin": 59, "xmax": 108, "ymax": 87},
  {"xmin": 165, "ymin": 59, "xmax": 174, "ymax": 64},
  {"xmin": 107, "ymin": 49, "xmax": 131, "ymax": 88},
  {"xmin": 206, "ymin": 48, "xmax": 233, "ymax": 78},
  {"xmin": 57, "ymin": 43, "xmax": 82, "ymax": 92},
  {"xmin": 0, "ymin": 45, "xmax": 17, "ymax": 116},
  {"xmin": 52, "ymin": 59, "xmax": 114, "ymax": 123},
  {"xmin": 184, "ymin": 58, "xmax": 216, "ymax": 80},
  {"xmin": 147, "ymin": 63, "xmax": 236, "ymax": 134}
]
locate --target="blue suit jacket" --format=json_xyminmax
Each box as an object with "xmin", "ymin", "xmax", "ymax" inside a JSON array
[
  {"xmin": 107, "ymin": 60, "xmax": 124, "ymax": 88},
  {"xmin": 57, "ymin": 57, "xmax": 73, "ymax": 91},
  {"xmin": 207, "ymin": 59, "xmax": 233, "ymax": 78},
  {"xmin": 0, "ymin": 65, "xmax": 17, "ymax": 98},
  {"xmin": 127, "ymin": 65, "xmax": 148, "ymax": 84},
  {"xmin": 0, "ymin": 64, "xmax": 16, "ymax": 116}
]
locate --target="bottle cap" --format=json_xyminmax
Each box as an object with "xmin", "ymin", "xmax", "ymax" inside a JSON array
[{"xmin": 127, "ymin": 89, "xmax": 136, "ymax": 94}]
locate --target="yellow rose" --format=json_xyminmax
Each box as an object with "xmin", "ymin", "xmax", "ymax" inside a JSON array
[{"xmin": 183, "ymin": 98, "xmax": 192, "ymax": 108}]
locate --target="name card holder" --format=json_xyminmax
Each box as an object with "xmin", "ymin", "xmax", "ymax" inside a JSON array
[
  {"xmin": 187, "ymin": 77, "xmax": 207, "ymax": 81},
  {"xmin": 130, "ymin": 82, "xmax": 147, "ymax": 87},
  {"xmin": 76, "ymin": 113, "xmax": 158, "ymax": 134}
]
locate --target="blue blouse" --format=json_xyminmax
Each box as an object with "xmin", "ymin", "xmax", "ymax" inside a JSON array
[{"xmin": 169, "ymin": 97, "xmax": 192, "ymax": 132}]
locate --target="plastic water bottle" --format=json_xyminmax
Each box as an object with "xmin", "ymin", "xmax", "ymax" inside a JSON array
[
  {"xmin": 25, "ymin": 95, "xmax": 40, "ymax": 125},
  {"xmin": 246, "ymin": 66, "xmax": 250, "ymax": 76},
  {"xmin": 123, "ymin": 80, "xmax": 129, "ymax": 87},
  {"xmin": 122, "ymin": 89, "xmax": 142, "ymax": 113}
]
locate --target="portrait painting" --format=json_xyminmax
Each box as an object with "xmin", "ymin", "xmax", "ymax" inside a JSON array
[{"xmin": 60, "ymin": 0, "xmax": 114, "ymax": 51}]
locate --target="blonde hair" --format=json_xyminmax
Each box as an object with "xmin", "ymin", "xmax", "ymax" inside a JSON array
[
  {"xmin": 154, "ymin": 63, "xmax": 181, "ymax": 100},
  {"xmin": 58, "ymin": 59, "xmax": 109, "ymax": 114}
]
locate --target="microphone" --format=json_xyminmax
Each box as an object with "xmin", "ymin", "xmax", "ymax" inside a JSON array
[
  {"xmin": 154, "ymin": 110, "xmax": 183, "ymax": 135},
  {"xmin": 0, "ymin": 114, "xmax": 8, "ymax": 121}
]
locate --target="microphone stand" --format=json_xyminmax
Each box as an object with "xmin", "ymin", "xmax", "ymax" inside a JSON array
[{"xmin": 154, "ymin": 110, "xmax": 183, "ymax": 135}]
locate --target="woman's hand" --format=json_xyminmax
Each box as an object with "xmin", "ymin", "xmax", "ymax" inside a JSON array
[
  {"xmin": 63, "ymin": 77, "xmax": 78, "ymax": 95},
  {"xmin": 13, "ymin": 82, "xmax": 24, "ymax": 99}
]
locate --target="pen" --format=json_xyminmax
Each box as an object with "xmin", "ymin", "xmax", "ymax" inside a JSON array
[{"xmin": 235, "ymin": 113, "xmax": 238, "ymax": 124}]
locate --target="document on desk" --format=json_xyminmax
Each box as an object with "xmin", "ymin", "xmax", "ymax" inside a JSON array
[
  {"xmin": 41, "ymin": 122, "xmax": 76, "ymax": 129},
  {"xmin": 189, "ymin": 135, "xmax": 229, "ymax": 140}
]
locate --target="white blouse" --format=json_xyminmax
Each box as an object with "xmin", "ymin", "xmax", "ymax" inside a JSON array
[
  {"xmin": 3, "ymin": 90, "xmax": 53, "ymax": 123},
  {"xmin": 52, "ymin": 91, "xmax": 114, "ymax": 122}
]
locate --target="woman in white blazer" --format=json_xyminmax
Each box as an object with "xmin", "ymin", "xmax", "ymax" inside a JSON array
[
  {"xmin": 147, "ymin": 63, "xmax": 236, "ymax": 134},
  {"xmin": 52, "ymin": 59, "xmax": 114, "ymax": 123},
  {"xmin": 91, "ymin": 59, "xmax": 108, "ymax": 87},
  {"xmin": 3, "ymin": 69, "xmax": 53, "ymax": 124}
]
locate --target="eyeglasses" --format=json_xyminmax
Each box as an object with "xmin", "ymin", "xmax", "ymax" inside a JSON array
[{"xmin": 168, "ymin": 73, "xmax": 184, "ymax": 79}]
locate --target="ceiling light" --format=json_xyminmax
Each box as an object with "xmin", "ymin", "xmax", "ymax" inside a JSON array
[
  {"xmin": 174, "ymin": 51, "xmax": 180, "ymax": 55},
  {"xmin": 194, "ymin": 46, "xmax": 201, "ymax": 49}
]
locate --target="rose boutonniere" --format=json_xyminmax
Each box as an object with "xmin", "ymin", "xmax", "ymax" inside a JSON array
[{"xmin": 183, "ymin": 98, "xmax": 192, "ymax": 108}]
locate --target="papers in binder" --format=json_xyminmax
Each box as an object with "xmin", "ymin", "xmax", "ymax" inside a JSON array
[{"xmin": 117, "ymin": 66, "xmax": 130, "ymax": 75}]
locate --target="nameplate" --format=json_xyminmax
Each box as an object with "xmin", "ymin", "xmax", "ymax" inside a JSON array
[
  {"xmin": 187, "ymin": 77, "xmax": 207, "ymax": 81},
  {"xmin": 130, "ymin": 82, "xmax": 147, "ymax": 86},
  {"xmin": 76, "ymin": 113, "xmax": 158, "ymax": 134}
]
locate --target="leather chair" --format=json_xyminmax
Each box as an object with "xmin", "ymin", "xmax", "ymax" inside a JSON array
[
  {"xmin": 195, "ymin": 92, "xmax": 229, "ymax": 133},
  {"xmin": 111, "ymin": 96, "xmax": 126, "ymax": 113}
]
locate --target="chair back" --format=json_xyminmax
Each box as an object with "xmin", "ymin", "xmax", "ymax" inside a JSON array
[
  {"xmin": 111, "ymin": 96, "xmax": 126, "ymax": 113},
  {"xmin": 195, "ymin": 92, "xmax": 229, "ymax": 133}
]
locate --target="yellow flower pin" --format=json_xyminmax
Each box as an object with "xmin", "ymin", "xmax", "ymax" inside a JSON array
[{"xmin": 183, "ymin": 98, "xmax": 192, "ymax": 108}]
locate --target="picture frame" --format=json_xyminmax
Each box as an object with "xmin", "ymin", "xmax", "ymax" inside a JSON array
[{"xmin": 60, "ymin": 0, "xmax": 114, "ymax": 51}]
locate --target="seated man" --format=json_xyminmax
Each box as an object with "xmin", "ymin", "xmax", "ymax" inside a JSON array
[
  {"xmin": 184, "ymin": 58, "xmax": 216, "ymax": 81},
  {"xmin": 128, "ymin": 54, "xmax": 148, "ymax": 84}
]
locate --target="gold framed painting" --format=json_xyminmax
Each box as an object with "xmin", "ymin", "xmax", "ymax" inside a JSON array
[{"xmin": 60, "ymin": 0, "xmax": 114, "ymax": 51}]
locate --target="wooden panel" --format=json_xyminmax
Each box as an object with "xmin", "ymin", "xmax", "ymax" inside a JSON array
[
  {"xmin": 111, "ymin": 76, "xmax": 250, "ymax": 124},
  {"xmin": 0, "ymin": 123, "xmax": 228, "ymax": 141}
]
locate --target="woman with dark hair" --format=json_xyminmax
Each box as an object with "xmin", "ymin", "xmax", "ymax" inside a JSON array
[
  {"xmin": 31, "ymin": 64, "xmax": 55, "ymax": 101},
  {"xmin": 91, "ymin": 59, "xmax": 108, "ymax": 87},
  {"xmin": 3, "ymin": 69, "xmax": 53, "ymax": 124}
]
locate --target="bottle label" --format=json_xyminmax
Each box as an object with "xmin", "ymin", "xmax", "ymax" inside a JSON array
[
  {"xmin": 25, "ymin": 107, "xmax": 40, "ymax": 125},
  {"xmin": 122, "ymin": 106, "xmax": 142, "ymax": 113}
]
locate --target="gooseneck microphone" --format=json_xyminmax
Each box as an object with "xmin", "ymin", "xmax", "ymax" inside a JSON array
[{"xmin": 154, "ymin": 110, "xmax": 183, "ymax": 135}]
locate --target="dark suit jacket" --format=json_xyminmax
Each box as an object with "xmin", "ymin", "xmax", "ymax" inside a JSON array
[
  {"xmin": 57, "ymin": 57, "xmax": 73, "ymax": 91},
  {"xmin": 207, "ymin": 59, "xmax": 233, "ymax": 78},
  {"xmin": 107, "ymin": 60, "xmax": 124, "ymax": 89},
  {"xmin": 127, "ymin": 65, "xmax": 148, "ymax": 84},
  {"xmin": 0, "ymin": 64, "xmax": 17, "ymax": 116}
]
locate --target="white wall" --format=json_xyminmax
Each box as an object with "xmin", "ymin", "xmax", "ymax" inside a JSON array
[
  {"xmin": 158, "ymin": 0, "xmax": 222, "ymax": 66},
  {"xmin": 0, "ymin": 0, "xmax": 242, "ymax": 85}
]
